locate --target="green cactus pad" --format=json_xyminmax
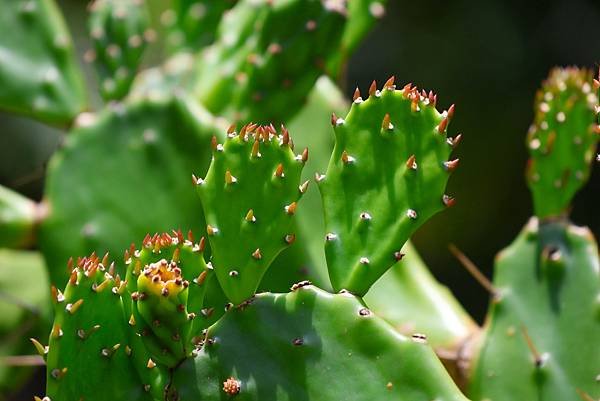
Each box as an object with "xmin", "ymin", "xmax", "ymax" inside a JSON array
[
  {"xmin": 88, "ymin": 0, "xmax": 151, "ymax": 101},
  {"xmin": 40, "ymin": 95, "xmax": 221, "ymax": 286},
  {"xmin": 167, "ymin": 0, "xmax": 238, "ymax": 52},
  {"xmin": 0, "ymin": 185, "xmax": 38, "ymax": 249},
  {"xmin": 193, "ymin": 0, "xmax": 347, "ymax": 124},
  {"xmin": 318, "ymin": 79, "xmax": 458, "ymax": 295},
  {"xmin": 44, "ymin": 254, "xmax": 162, "ymax": 401},
  {"xmin": 365, "ymin": 242, "xmax": 476, "ymax": 351},
  {"xmin": 171, "ymin": 285, "xmax": 470, "ymax": 401},
  {"xmin": 525, "ymin": 67, "xmax": 599, "ymax": 219},
  {"xmin": 469, "ymin": 218, "xmax": 600, "ymax": 401},
  {"xmin": 197, "ymin": 125, "xmax": 306, "ymax": 304},
  {"xmin": 0, "ymin": 0, "xmax": 87, "ymax": 124},
  {"xmin": 0, "ymin": 250, "xmax": 50, "ymax": 398},
  {"xmin": 123, "ymin": 231, "xmax": 220, "ymax": 367}
]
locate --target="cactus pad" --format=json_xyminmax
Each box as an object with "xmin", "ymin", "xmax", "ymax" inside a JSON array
[
  {"xmin": 197, "ymin": 124, "xmax": 306, "ymax": 304},
  {"xmin": 0, "ymin": 0, "xmax": 86, "ymax": 124},
  {"xmin": 468, "ymin": 218, "xmax": 600, "ymax": 401},
  {"xmin": 171, "ymin": 285, "xmax": 470, "ymax": 401},
  {"xmin": 88, "ymin": 0, "xmax": 150, "ymax": 101},
  {"xmin": 193, "ymin": 0, "xmax": 347, "ymax": 124},
  {"xmin": 44, "ymin": 254, "xmax": 161, "ymax": 400},
  {"xmin": 0, "ymin": 185, "xmax": 38, "ymax": 249},
  {"xmin": 525, "ymin": 67, "xmax": 599, "ymax": 218},
  {"xmin": 318, "ymin": 79, "xmax": 459, "ymax": 295},
  {"xmin": 40, "ymin": 95, "xmax": 221, "ymax": 286}
]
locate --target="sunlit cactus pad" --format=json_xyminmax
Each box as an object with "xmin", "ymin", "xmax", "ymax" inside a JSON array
[
  {"xmin": 171, "ymin": 285, "xmax": 470, "ymax": 401},
  {"xmin": 525, "ymin": 67, "xmax": 599, "ymax": 218},
  {"xmin": 197, "ymin": 124, "xmax": 307, "ymax": 305},
  {"xmin": 319, "ymin": 78, "xmax": 460, "ymax": 295},
  {"xmin": 468, "ymin": 218, "xmax": 600, "ymax": 401}
]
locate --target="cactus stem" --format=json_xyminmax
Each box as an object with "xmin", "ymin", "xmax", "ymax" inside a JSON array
[{"xmin": 448, "ymin": 244, "xmax": 497, "ymax": 296}]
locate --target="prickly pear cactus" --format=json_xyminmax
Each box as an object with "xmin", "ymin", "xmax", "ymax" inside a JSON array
[
  {"xmin": 196, "ymin": 124, "xmax": 306, "ymax": 304},
  {"xmin": 88, "ymin": 0, "xmax": 151, "ymax": 101},
  {"xmin": 40, "ymin": 95, "xmax": 222, "ymax": 286},
  {"xmin": 468, "ymin": 219, "xmax": 600, "ymax": 401},
  {"xmin": 0, "ymin": 185, "xmax": 38, "ymax": 249},
  {"xmin": 123, "ymin": 231, "xmax": 221, "ymax": 367},
  {"xmin": 193, "ymin": 0, "xmax": 347, "ymax": 123},
  {"xmin": 318, "ymin": 78, "xmax": 459, "ymax": 295},
  {"xmin": 44, "ymin": 254, "xmax": 164, "ymax": 401},
  {"xmin": 167, "ymin": 0, "xmax": 238, "ymax": 52},
  {"xmin": 525, "ymin": 67, "xmax": 599, "ymax": 218},
  {"xmin": 172, "ymin": 285, "xmax": 470, "ymax": 401},
  {"xmin": 0, "ymin": 0, "xmax": 86, "ymax": 124}
]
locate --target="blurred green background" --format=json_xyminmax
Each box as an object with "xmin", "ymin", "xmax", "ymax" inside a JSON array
[{"xmin": 1, "ymin": 0, "xmax": 599, "ymax": 324}]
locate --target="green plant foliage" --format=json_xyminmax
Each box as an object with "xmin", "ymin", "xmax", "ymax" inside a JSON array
[
  {"xmin": 197, "ymin": 124, "xmax": 306, "ymax": 304},
  {"xmin": 193, "ymin": 0, "xmax": 347, "ymax": 124},
  {"xmin": 468, "ymin": 218, "xmax": 600, "ymax": 401},
  {"xmin": 40, "ymin": 95, "xmax": 223, "ymax": 286},
  {"xmin": 88, "ymin": 0, "xmax": 151, "ymax": 100},
  {"xmin": 319, "ymin": 79, "xmax": 459, "ymax": 295},
  {"xmin": 0, "ymin": 250, "xmax": 50, "ymax": 400},
  {"xmin": 525, "ymin": 67, "xmax": 599, "ymax": 218},
  {"xmin": 0, "ymin": 185, "xmax": 38, "ymax": 249},
  {"xmin": 0, "ymin": 0, "xmax": 86, "ymax": 125},
  {"xmin": 172, "ymin": 285, "xmax": 470, "ymax": 401}
]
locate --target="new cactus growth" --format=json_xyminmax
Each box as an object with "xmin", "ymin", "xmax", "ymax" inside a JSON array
[
  {"xmin": 196, "ymin": 124, "xmax": 306, "ymax": 305},
  {"xmin": 468, "ymin": 67, "xmax": 600, "ymax": 401},
  {"xmin": 525, "ymin": 67, "xmax": 599, "ymax": 218},
  {"xmin": 319, "ymin": 78, "xmax": 459, "ymax": 295},
  {"xmin": 88, "ymin": 0, "xmax": 151, "ymax": 101}
]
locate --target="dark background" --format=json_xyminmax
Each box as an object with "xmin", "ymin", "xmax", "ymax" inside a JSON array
[{"xmin": 2, "ymin": 0, "xmax": 599, "ymax": 326}]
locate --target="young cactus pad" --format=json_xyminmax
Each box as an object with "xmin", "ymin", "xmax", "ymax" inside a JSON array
[
  {"xmin": 44, "ymin": 254, "xmax": 164, "ymax": 401},
  {"xmin": 318, "ymin": 79, "xmax": 459, "ymax": 295},
  {"xmin": 171, "ymin": 285, "xmax": 470, "ymax": 401},
  {"xmin": 468, "ymin": 218, "xmax": 600, "ymax": 401},
  {"xmin": 0, "ymin": 0, "xmax": 86, "ymax": 124},
  {"xmin": 193, "ymin": 0, "xmax": 347, "ymax": 123},
  {"xmin": 124, "ymin": 231, "xmax": 220, "ymax": 367},
  {"xmin": 196, "ymin": 125, "xmax": 306, "ymax": 305},
  {"xmin": 525, "ymin": 67, "xmax": 599, "ymax": 219},
  {"xmin": 88, "ymin": 0, "xmax": 151, "ymax": 101}
]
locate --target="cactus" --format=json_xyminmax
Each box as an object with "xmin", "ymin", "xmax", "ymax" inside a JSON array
[
  {"xmin": 87, "ymin": 0, "xmax": 151, "ymax": 101},
  {"xmin": 172, "ymin": 285, "xmax": 469, "ymax": 401},
  {"xmin": 192, "ymin": 0, "xmax": 347, "ymax": 123},
  {"xmin": 39, "ymin": 95, "xmax": 222, "ymax": 286},
  {"xmin": 468, "ymin": 67, "xmax": 600, "ymax": 401},
  {"xmin": 0, "ymin": 185, "xmax": 39, "ymax": 249},
  {"xmin": 0, "ymin": 250, "xmax": 50, "ymax": 399},
  {"xmin": 318, "ymin": 78, "xmax": 459, "ymax": 296},
  {"xmin": 525, "ymin": 67, "xmax": 599, "ymax": 218},
  {"xmin": 0, "ymin": 0, "xmax": 86, "ymax": 124},
  {"xmin": 196, "ymin": 124, "xmax": 307, "ymax": 304},
  {"xmin": 167, "ymin": 0, "xmax": 238, "ymax": 53}
]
